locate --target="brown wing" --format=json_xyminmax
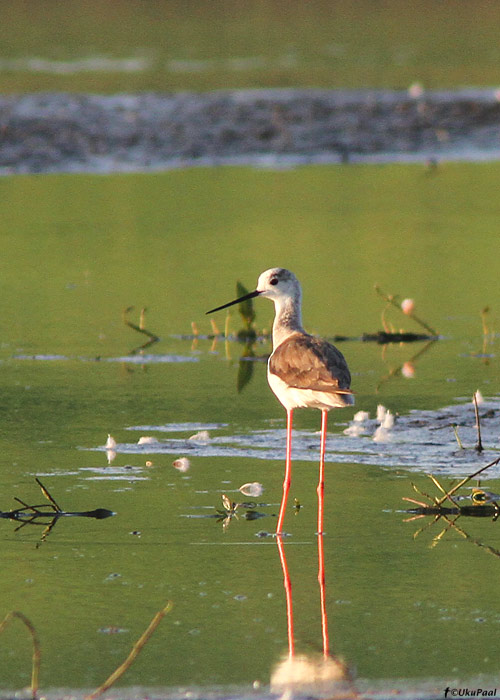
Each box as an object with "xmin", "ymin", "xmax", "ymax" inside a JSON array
[{"xmin": 269, "ymin": 333, "xmax": 352, "ymax": 393}]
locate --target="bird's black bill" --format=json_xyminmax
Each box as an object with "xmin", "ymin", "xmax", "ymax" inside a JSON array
[{"xmin": 206, "ymin": 289, "xmax": 261, "ymax": 314}]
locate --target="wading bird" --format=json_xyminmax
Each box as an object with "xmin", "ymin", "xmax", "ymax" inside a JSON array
[{"xmin": 207, "ymin": 268, "xmax": 353, "ymax": 535}]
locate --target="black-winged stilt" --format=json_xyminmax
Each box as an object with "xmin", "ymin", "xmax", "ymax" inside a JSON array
[{"xmin": 207, "ymin": 268, "xmax": 353, "ymax": 535}]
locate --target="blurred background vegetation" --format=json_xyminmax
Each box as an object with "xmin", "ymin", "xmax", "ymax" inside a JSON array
[{"xmin": 1, "ymin": 0, "xmax": 500, "ymax": 93}]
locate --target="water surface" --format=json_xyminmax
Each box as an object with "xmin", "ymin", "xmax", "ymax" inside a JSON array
[{"xmin": 0, "ymin": 164, "xmax": 499, "ymax": 695}]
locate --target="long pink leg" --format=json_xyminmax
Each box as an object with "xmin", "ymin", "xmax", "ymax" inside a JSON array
[
  {"xmin": 276, "ymin": 535, "xmax": 295, "ymax": 657},
  {"xmin": 317, "ymin": 409, "xmax": 328, "ymax": 535},
  {"xmin": 317, "ymin": 532, "xmax": 329, "ymax": 657},
  {"xmin": 276, "ymin": 408, "xmax": 293, "ymax": 535}
]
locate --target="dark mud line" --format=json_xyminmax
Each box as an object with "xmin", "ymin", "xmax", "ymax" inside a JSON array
[{"xmin": 2, "ymin": 88, "xmax": 500, "ymax": 174}]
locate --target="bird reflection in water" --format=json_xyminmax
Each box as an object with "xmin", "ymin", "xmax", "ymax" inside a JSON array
[{"xmin": 270, "ymin": 535, "xmax": 358, "ymax": 699}]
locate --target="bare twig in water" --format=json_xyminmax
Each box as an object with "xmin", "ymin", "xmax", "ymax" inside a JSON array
[
  {"xmin": 473, "ymin": 391, "xmax": 483, "ymax": 453},
  {"xmin": 411, "ymin": 481, "xmax": 438, "ymax": 504},
  {"xmin": 0, "ymin": 611, "xmax": 40, "ymax": 699},
  {"xmin": 36, "ymin": 477, "xmax": 62, "ymax": 512},
  {"xmin": 452, "ymin": 423, "xmax": 464, "ymax": 450},
  {"xmin": 427, "ymin": 474, "xmax": 459, "ymax": 507},
  {"xmin": 85, "ymin": 601, "xmax": 173, "ymax": 700},
  {"xmin": 374, "ymin": 285, "xmax": 437, "ymax": 335},
  {"xmin": 434, "ymin": 456, "xmax": 500, "ymax": 507}
]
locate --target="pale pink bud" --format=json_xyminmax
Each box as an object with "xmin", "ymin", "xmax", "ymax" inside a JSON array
[
  {"xmin": 408, "ymin": 82, "xmax": 424, "ymax": 98},
  {"xmin": 402, "ymin": 361, "xmax": 415, "ymax": 378},
  {"xmin": 401, "ymin": 298, "xmax": 415, "ymax": 315}
]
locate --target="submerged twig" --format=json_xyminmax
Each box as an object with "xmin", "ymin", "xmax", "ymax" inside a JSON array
[
  {"xmin": 0, "ymin": 611, "xmax": 40, "ymax": 699},
  {"xmin": 85, "ymin": 601, "xmax": 173, "ymax": 700}
]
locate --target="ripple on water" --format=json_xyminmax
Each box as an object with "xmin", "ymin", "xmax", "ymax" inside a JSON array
[{"xmin": 86, "ymin": 396, "xmax": 500, "ymax": 478}]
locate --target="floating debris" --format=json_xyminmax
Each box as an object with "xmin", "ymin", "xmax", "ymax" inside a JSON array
[
  {"xmin": 105, "ymin": 434, "xmax": 116, "ymax": 449},
  {"xmin": 188, "ymin": 430, "xmax": 210, "ymax": 444},
  {"xmin": 343, "ymin": 410, "xmax": 370, "ymax": 436},
  {"xmin": 94, "ymin": 395, "xmax": 500, "ymax": 476},
  {"xmin": 343, "ymin": 423, "xmax": 365, "ymax": 437},
  {"xmin": 172, "ymin": 457, "xmax": 191, "ymax": 472},
  {"xmin": 137, "ymin": 436, "xmax": 159, "ymax": 445},
  {"xmin": 353, "ymin": 410, "xmax": 370, "ymax": 423},
  {"xmin": 381, "ymin": 410, "xmax": 395, "ymax": 429},
  {"xmin": 474, "ymin": 389, "xmax": 484, "ymax": 405},
  {"xmin": 373, "ymin": 425, "xmax": 392, "ymax": 443},
  {"xmin": 376, "ymin": 404, "xmax": 387, "ymax": 423},
  {"xmin": 239, "ymin": 482, "xmax": 264, "ymax": 497}
]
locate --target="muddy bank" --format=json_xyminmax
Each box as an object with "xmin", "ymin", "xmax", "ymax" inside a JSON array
[{"xmin": 1, "ymin": 88, "xmax": 500, "ymax": 174}]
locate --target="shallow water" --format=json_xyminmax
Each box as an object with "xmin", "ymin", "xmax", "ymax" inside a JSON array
[{"xmin": 0, "ymin": 165, "xmax": 500, "ymax": 695}]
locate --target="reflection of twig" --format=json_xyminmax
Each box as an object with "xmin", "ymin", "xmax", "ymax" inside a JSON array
[
  {"xmin": 376, "ymin": 339, "xmax": 436, "ymax": 391},
  {"xmin": 443, "ymin": 515, "xmax": 500, "ymax": 559},
  {"xmin": 85, "ymin": 601, "xmax": 173, "ymax": 700},
  {"xmin": 123, "ymin": 306, "xmax": 160, "ymax": 354},
  {"xmin": 0, "ymin": 611, "xmax": 40, "ymax": 699}
]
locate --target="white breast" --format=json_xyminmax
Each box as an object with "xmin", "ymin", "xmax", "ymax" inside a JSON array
[{"xmin": 267, "ymin": 364, "xmax": 354, "ymax": 411}]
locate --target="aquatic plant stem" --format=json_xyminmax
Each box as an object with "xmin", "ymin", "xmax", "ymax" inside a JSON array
[
  {"xmin": 374, "ymin": 285, "xmax": 437, "ymax": 335},
  {"xmin": 85, "ymin": 601, "xmax": 173, "ymax": 700},
  {"xmin": 0, "ymin": 611, "xmax": 40, "ymax": 699},
  {"xmin": 473, "ymin": 392, "xmax": 483, "ymax": 453}
]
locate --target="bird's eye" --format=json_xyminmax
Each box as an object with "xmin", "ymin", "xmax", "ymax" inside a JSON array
[{"xmin": 270, "ymin": 278, "xmax": 278, "ymax": 286}]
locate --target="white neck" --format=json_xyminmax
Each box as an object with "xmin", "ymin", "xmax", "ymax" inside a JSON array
[{"xmin": 272, "ymin": 295, "xmax": 305, "ymax": 348}]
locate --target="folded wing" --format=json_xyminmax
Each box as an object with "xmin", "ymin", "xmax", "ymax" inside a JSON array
[{"xmin": 268, "ymin": 333, "xmax": 352, "ymax": 394}]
